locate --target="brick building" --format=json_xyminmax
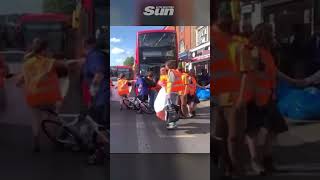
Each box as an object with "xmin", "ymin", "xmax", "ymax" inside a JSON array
[{"xmin": 164, "ymin": 26, "xmax": 210, "ymax": 76}]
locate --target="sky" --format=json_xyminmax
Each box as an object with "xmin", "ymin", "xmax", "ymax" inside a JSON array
[{"xmin": 110, "ymin": 26, "xmax": 164, "ymax": 66}]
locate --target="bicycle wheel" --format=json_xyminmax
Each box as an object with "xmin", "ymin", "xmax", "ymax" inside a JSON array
[
  {"xmin": 122, "ymin": 98, "xmax": 135, "ymax": 110},
  {"xmin": 41, "ymin": 120, "xmax": 79, "ymax": 146},
  {"xmin": 140, "ymin": 102, "xmax": 154, "ymax": 114}
]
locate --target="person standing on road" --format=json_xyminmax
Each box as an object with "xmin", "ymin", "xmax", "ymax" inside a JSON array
[
  {"xmin": 82, "ymin": 37, "xmax": 108, "ymax": 164},
  {"xmin": 165, "ymin": 60, "xmax": 184, "ymax": 129},
  {"xmin": 158, "ymin": 67, "xmax": 168, "ymax": 88},
  {"xmin": 16, "ymin": 39, "xmax": 68, "ymax": 152},
  {"xmin": 187, "ymin": 69, "xmax": 201, "ymax": 117},
  {"xmin": 145, "ymin": 71, "xmax": 157, "ymax": 111},
  {"xmin": 211, "ymin": 7, "xmax": 249, "ymax": 177},
  {"xmin": 179, "ymin": 66, "xmax": 190, "ymax": 118},
  {"xmin": 117, "ymin": 73, "xmax": 130, "ymax": 110},
  {"xmin": 249, "ymin": 23, "xmax": 289, "ymax": 173}
]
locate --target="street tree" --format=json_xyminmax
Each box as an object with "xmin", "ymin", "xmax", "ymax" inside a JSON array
[{"xmin": 123, "ymin": 56, "xmax": 134, "ymax": 66}]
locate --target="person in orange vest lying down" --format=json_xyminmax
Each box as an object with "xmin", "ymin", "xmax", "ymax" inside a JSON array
[
  {"xmin": 16, "ymin": 39, "xmax": 71, "ymax": 152},
  {"xmin": 117, "ymin": 73, "xmax": 132, "ymax": 110},
  {"xmin": 187, "ymin": 69, "xmax": 203, "ymax": 117}
]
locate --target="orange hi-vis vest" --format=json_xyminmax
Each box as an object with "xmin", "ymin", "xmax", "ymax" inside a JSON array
[
  {"xmin": 117, "ymin": 79, "xmax": 129, "ymax": 96},
  {"xmin": 254, "ymin": 48, "xmax": 277, "ymax": 106},
  {"xmin": 158, "ymin": 74, "xmax": 168, "ymax": 88},
  {"xmin": 166, "ymin": 69, "xmax": 184, "ymax": 94},
  {"xmin": 188, "ymin": 76, "xmax": 197, "ymax": 95},
  {"xmin": 181, "ymin": 72, "xmax": 190, "ymax": 95},
  {"xmin": 212, "ymin": 29, "xmax": 242, "ymax": 106},
  {"xmin": 25, "ymin": 70, "xmax": 62, "ymax": 107}
]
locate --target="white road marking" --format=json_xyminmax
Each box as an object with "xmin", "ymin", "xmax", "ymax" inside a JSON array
[
  {"xmin": 153, "ymin": 122, "xmax": 196, "ymax": 138},
  {"xmin": 136, "ymin": 114, "xmax": 152, "ymax": 153}
]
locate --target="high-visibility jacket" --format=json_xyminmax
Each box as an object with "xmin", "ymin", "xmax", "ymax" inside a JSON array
[
  {"xmin": 212, "ymin": 29, "xmax": 242, "ymax": 106},
  {"xmin": 166, "ymin": 69, "xmax": 184, "ymax": 94},
  {"xmin": 188, "ymin": 76, "xmax": 197, "ymax": 95},
  {"xmin": 25, "ymin": 70, "xmax": 62, "ymax": 107},
  {"xmin": 181, "ymin": 72, "xmax": 190, "ymax": 95},
  {"xmin": 254, "ymin": 48, "xmax": 277, "ymax": 106},
  {"xmin": 117, "ymin": 79, "xmax": 129, "ymax": 96},
  {"xmin": 158, "ymin": 74, "xmax": 168, "ymax": 88},
  {"xmin": 211, "ymin": 28, "xmax": 252, "ymax": 106}
]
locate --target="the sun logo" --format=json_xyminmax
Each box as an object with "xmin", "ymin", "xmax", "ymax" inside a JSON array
[{"xmin": 143, "ymin": 6, "xmax": 174, "ymax": 16}]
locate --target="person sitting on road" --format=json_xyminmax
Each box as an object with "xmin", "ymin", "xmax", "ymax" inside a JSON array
[{"xmin": 117, "ymin": 73, "xmax": 131, "ymax": 110}]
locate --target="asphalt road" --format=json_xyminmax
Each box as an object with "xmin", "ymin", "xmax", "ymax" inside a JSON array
[
  {"xmin": 0, "ymin": 74, "xmax": 106, "ymax": 180},
  {"xmin": 111, "ymin": 154, "xmax": 210, "ymax": 180},
  {"xmin": 212, "ymin": 122, "xmax": 320, "ymax": 180},
  {"xmin": 110, "ymin": 94, "xmax": 210, "ymax": 153}
]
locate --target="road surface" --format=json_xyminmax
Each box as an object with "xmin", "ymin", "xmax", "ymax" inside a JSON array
[
  {"xmin": 0, "ymin": 74, "xmax": 106, "ymax": 180},
  {"xmin": 212, "ymin": 122, "xmax": 320, "ymax": 180},
  {"xmin": 111, "ymin": 154, "xmax": 210, "ymax": 180},
  {"xmin": 110, "ymin": 94, "xmax": 210, "ymax": 153}
]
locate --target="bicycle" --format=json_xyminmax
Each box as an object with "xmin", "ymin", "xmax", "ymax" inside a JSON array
[
  {"xmin": 41, "ymin": 106, "xmax": 109, "ymax": 152},
  {"xmin": 122, "ymin": 95, "xmax": 154, "ymax": 114}
]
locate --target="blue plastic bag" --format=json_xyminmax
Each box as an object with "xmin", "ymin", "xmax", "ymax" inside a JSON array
[
  {"xmin": 277, "ymin": 79, "xmax": 320, "ymax": 120},
  {"xmin": 196, "ymin": 88, "xmax": 210, "ymax": 101}
]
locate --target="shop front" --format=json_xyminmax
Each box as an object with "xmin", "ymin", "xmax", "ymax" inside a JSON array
[{"xmin": 189, "ymin": 42, "xmax": 210, "ymax": 76}]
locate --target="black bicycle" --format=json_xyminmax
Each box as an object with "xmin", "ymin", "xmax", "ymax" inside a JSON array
[
  {"xmin": 41, "ymin": 107, "xmax": 109, "ymax": 151},
  {"xmin": 122, "ymin": 96, "xmax": 154, "ymax": 114}
]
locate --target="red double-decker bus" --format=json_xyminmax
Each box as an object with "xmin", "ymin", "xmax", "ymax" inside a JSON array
[
  {"xmin": 110, "ymin": 65, "xmax": 134, "ymax": 79},
  {"xmin": 18, "ymin": 13, "xmax": 74, "ymax": 58},
  {"xmin": 135, "ymin": 29, "xmax": 178, "ymax": 80}
]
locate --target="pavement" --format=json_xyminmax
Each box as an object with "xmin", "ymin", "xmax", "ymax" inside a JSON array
[
  {"xmin": 110, "ymin": 90, "xmax": 210, "ymax": 153},
  {"xmin": 0, "ymin": 76, "xmax": 106, "ymax": 180}
]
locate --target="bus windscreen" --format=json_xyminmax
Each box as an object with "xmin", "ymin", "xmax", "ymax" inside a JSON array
[{"xmin": 138, "ymin": 32, "xmax": 176, "ymax": 64}]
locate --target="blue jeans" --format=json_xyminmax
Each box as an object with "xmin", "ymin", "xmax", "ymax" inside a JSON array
[{"xmin": 148, "ymin": 90, "xmax": 156, "ymax": 109}]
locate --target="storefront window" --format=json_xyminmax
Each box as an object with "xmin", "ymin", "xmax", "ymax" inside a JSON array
[
  {"xmin": 196, "ymin": 26, "xmax": 209, "ymax": 46},
  {"xmin": 180, "ymin": 26, "xmax": 184, "ymax": 32},
  {"xmin": 179, "ymin": 40, "xmax": 185, "ymax": 53}
]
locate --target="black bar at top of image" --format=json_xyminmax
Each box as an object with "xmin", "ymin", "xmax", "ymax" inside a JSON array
[{"xmin": 110, "ymin": 0, "xmax": 210, "ymax": 26}]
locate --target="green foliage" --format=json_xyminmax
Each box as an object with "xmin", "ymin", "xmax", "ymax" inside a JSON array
[{"xmin": 123, "ymin": 56, "xmax": 134, "ymax": 66}]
